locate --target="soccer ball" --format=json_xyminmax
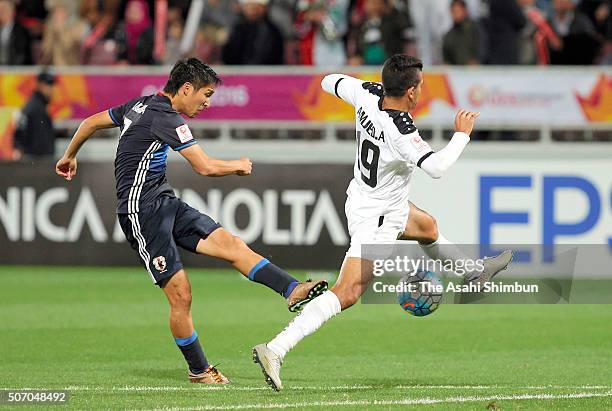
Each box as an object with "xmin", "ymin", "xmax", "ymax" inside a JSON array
[{"xmin": 397, "ymin": 270, "xmax": 444, "ymax": 317}]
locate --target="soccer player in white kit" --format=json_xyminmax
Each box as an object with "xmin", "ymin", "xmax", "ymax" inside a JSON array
[{"xmin": 252, "ymin": 55, "xmax": 512, "ymax": 390}]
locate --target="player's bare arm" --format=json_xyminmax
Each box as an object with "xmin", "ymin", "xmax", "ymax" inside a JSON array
[
  {"xmin": 179, "ymin": 144, "xmax": 252, "ymax": 177},
  {"xmin": 55, "ymin": 111, "xmax": 117, "ymax": 181}
]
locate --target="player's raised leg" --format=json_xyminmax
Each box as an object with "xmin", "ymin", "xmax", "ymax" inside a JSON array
[
  {"xmin": 161, "ymin": 269, "xmax": 229, "ymax": 384},
  {"xmin": 398, "ymin": 202, "xmax": 512, "ymax": 283},
  {"xmin": 195, "ymin": 228, "xmax": 327, "ymax": 311},
  {"xmin": 253, "ymin": 257, "xmax": 374, "ymax": 391}
]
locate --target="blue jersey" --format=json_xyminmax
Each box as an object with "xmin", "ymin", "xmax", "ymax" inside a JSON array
[{"xmin": 108, "ymin": 94, "xmax": 197, "ymax": 214}]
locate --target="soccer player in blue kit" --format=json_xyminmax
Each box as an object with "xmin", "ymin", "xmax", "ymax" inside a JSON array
[{"xmin": 55, "ymin": 58, "xmax": 327, "ymax": 384}]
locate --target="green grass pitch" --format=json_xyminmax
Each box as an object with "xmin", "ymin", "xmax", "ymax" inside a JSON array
[{"xmin": 1, "ymin": 266, "xmax": 611, "ymax": 410}]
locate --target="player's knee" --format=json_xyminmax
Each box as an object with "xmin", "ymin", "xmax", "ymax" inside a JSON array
[
  {"xmin": 415, "ymin": 212, "xmax": 438, "ymax": 244},
  {"xmin": 211, "ymin": 231, "xmax": 248, "ymax": 261},
  {"xmin": 234, "ymin": 235, "xmax": 250, "ymax": 251},
  {"xmin": 169, "ymin": 289, "xmax": 192, "ymax": 311},
  {"xmin": 226, "ymin": 235, "xmax": 250, "ymax": 261},
  {"xmin": 426, "ymin": 215, "xmax": 439, "ymax": 243}
]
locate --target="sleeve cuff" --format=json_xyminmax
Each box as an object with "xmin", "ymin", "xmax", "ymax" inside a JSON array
[
  {"xmin": 416, "ymin": 151, "xmax": 435, "ymax": 168},
  {"xmin": 108, "ymin": 109, "xmax": 121, "ymax": 126},
  {"xmin": 334, "ymin": 77, "xmax": 344, "ymax": 98},
  {"xmin": 174, "ymin": 140, "xmax": 197, "ymax": 151}
]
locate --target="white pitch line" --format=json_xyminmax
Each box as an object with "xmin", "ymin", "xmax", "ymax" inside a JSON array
[
  {"xmin": 400, "ymin": 384, "xmax": 612, "ymax": 390},
  {"xmin": 143, "ymin": 391, "xmax": 612, "ymax": 411},
  {"xmin": 5, "ymin": 384, "xmax": 612, "ymax": 392}
]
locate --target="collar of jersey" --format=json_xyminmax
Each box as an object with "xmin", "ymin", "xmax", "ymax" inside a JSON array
[{"xmin": 378, "ymin": 97, "xmax": 412, "ymax": 120}]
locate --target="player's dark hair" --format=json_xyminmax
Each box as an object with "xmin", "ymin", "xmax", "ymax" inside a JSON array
[
  {"xmin": 163, "ymin": 58, "xmax": 221, "ymax": 96},
  {"xmin": 381, "ymin": 55, "xmax": 423, "ymax": 97}
]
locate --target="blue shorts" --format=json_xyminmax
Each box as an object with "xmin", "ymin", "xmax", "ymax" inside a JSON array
[{"xmin": 119, "ymin": 196, "xmax": 221, "ymax": 287}]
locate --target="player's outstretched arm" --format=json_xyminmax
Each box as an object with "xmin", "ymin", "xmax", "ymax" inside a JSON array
[
  {"xmin": 321, "ymin": 74, "xmax": 363, "ymax": 106},
  {"xmin": 419, "ymin": 109, "xmax": 479, "ymax": 179},
  {"xmin": 56, "ymin": 111, "xmax": 117, "ymax": 181},
  {"xmin": 179, "ymin": 144, "xmax": 252, "ymax": 177}
]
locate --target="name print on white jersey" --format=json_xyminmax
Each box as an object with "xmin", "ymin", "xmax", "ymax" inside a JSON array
[{"xmin": 357, "ymin": 107, "xmax": 385, "ymax": 142}]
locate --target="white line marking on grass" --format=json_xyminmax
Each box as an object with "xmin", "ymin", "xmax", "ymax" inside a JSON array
[
  {"xmin": 141, "ymin": 391, "xmax": 612, "ymax": 411},
  {"xmin": 522, "ymin": 385, "xmax": 611, "ymax": 390},
  {"xmin": 5, "ymin": 384, "xmax": 612, "ymax": 392},
  {"xmin": 114, "ymin": 385, "xmax": 376, "ymax": 392},
  {"xmin": 396, "ymin": 385, "xmax": 498, "ymax": 390},
  {"xmin": 399, "ymin": 384, "xmax": 612, "ymax": 390}
]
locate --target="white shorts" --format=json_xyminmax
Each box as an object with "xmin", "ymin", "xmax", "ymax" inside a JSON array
[{"xmin": 345, "ymin": 193, "xmax": 410, "ymax": 259}]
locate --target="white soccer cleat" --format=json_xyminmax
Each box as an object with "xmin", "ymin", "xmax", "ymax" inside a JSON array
[
  {"xmin": 252, "ymin": 343, "xmax": 283, "ymax": 391},
  {"xmin": 466, "ymin": 249, "xmax": 513, "ymax": 287}
]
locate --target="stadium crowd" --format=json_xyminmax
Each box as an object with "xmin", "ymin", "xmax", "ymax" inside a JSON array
[{"xmin": 0, "ymin": 0, "xmax": 609, "ymax": 67}]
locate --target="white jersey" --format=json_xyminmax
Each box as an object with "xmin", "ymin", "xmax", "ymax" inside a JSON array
[
  {"xmin": 322, "ymin": 74, "xmax": 434, "ymax": 214},
  {"xmin": 322, "ymin": 73, "xmax": 470, "ymax": 257}
]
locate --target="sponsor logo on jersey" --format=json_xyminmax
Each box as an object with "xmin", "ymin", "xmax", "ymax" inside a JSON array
[
  {"xmin": 175, "ymin": 125, "xmax": 193, "ymax": 143},
  {"xmin": 153, "ymin": 256, "xmax": 167, "ymax": 272}
]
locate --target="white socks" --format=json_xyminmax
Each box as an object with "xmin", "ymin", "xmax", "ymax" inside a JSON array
[
  {"xmin": 267, "ymin": 290, "xmax": 341, "ymax": 359},
  {"xmin": 419, "ymin": 233, "xmax": 482, "ymax": 278}
]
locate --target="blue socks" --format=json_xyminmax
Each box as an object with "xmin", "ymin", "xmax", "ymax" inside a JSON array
[
  {"xmin": 175, "ymin": 331, "xmax": 208, "ymax": 374},
  {"xmin": 247, "ymin": 258, "xmax": 299, "ymax": 298}
]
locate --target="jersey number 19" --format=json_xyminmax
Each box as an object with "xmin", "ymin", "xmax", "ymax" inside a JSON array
[{"xmin": 357, "ymin": 131, "xmax": 380, "ymax": 188}]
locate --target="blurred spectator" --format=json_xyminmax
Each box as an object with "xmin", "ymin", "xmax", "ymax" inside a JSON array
[
  {"xmin": 536, "ymin": 0, "xmax": 554, "ymax": 16},
  {"xmin": 349, "ymin": 0, "xmax": 411, "ymax": 65},
  {"xmin": 167, "ymin": 0, "xmax": 190, "ymax": 19},
  {"xmin": 295, "ymin": 0, "xmax": 350, "ymax": 66},
  {"xmin": 483, "ymin": 0, "xmax": 526, "ymax": 64},
  {"xmin": 13, "ymin": 71, "xmax": 56, "ymax": 160},
  {"xmin": 117, "ymin": 0, "xmax": 155, "ymax": 20},
  {"xmin": 268, "ymin": 0, "xmax": 295, "ymax": 39},
  {"xmin": 163, "ymin": 15, "xmax": 184, "ymax": 64},
  {"xmin": 196, "ymin": 0, "xmax": 239, "ymax": 64},
  {"xmin": 80, "ymin": 0, "xmax": 102, "ymax": 31},
  {"xmin": 40, "ymin": 0, "xmax": 88, "ymax": 65},
  {"xmin": 191, "ymin": 26, "xmax": 222, "ymax": 64},
  {"xmin": 518, "ymin": 0, "xmax": 562, "ymax": 64},
  {"xmin": 578, "ymin": 0, "xmax": 610, "ymax": 62},
  {"xmin": 15, "ymin": 0, "xmax": 47, "ymax": 39},
  {"xmin": 268, "ymin": 0, "xmax": 299, "ymax": 63},
  {"xmin": 222, "ymin": 0, "xmax": 284, "ymax": 65},
  {"xmin": 201, "ymin": 0, "xmax": 240, "ymax": 28},
  {"xmin": 578, "ymin": 0, "xmax": 610, "ymax": 37},
  {"xmin": 0, "ymin": 0, "xmax": 32, "ymax": 65},
  {"xmin": 442, "ymin": 0, "xmax": 480, "ymax": 65},
  {"xmin": 549, "ymin": 0, "xmax": 601, "ymax": 64},
  {"xmin": 603, "ymin": 2, "xmax": 612, "ymax": 64},
  {"xmin": 408, "ymin": 0, "xmax": 452, "ymax": 65},
  {"xmin": 115, "ymin": 0, "xmax": 154, "ymax": 64},
  {"xmin": 79, "ymin": 0, "xmax": 121, "ymax": 62}
]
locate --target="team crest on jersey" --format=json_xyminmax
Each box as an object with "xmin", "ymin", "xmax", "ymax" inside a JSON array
[
  {"xmin": 175, "ymin": 125, "xmax": 193, "ymax": 143},
  {"xmin": 153, "ymin": 256, "xmax": 167, "ymax": 273},
  {"xmin": 132, "ymin": 102, "xmax": 148, "ymax": 114},
  {"xmin": 411, "ymin": 135, "xmax": 429, "ymax": 154}
]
